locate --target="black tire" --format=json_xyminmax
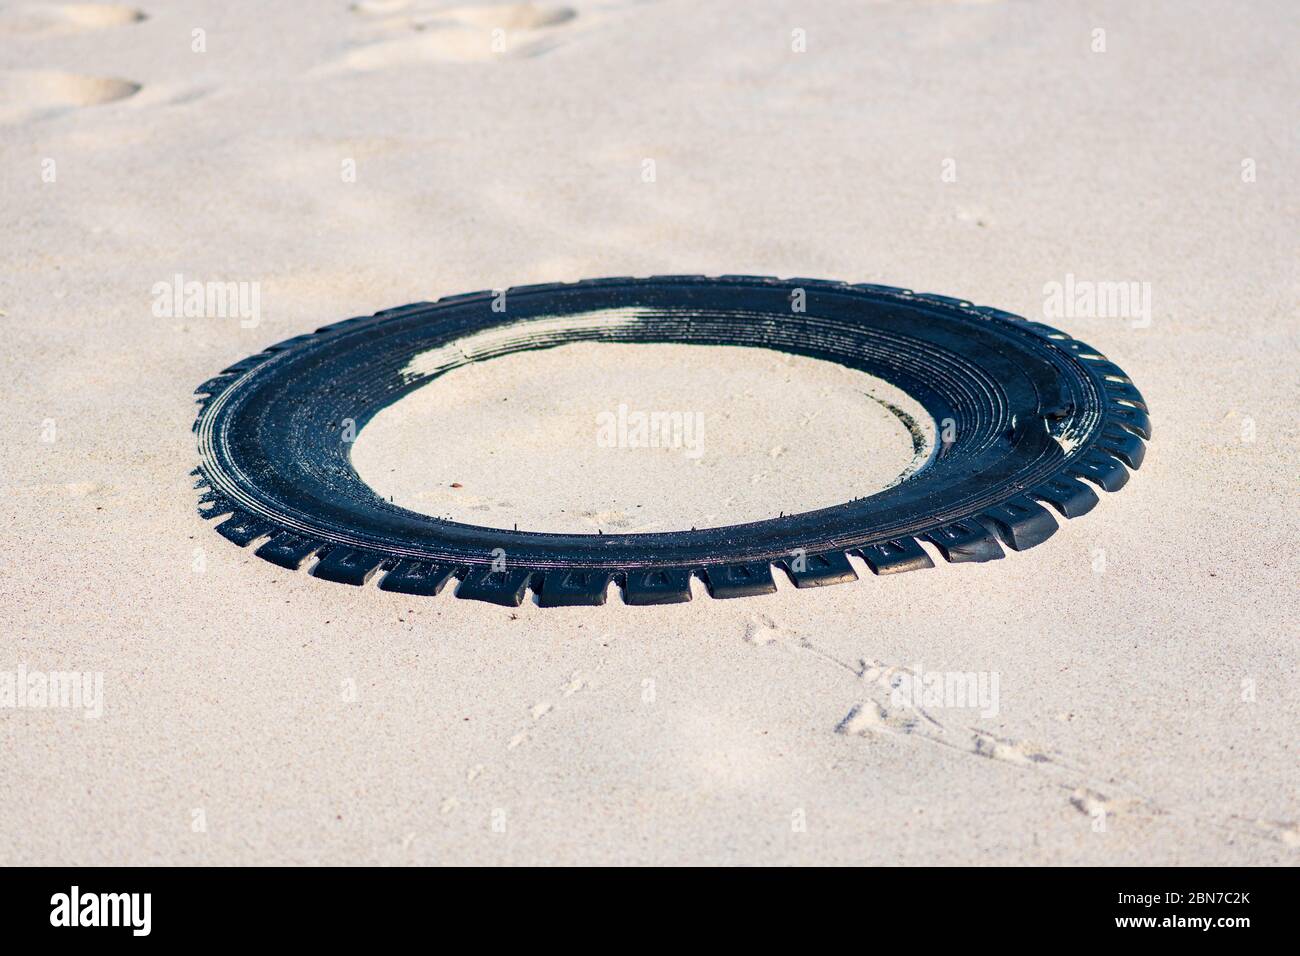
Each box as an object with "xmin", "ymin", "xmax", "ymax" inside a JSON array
[{"xmin": 193, "ymin": 276, "xmax": 1150, "ymax": 607}]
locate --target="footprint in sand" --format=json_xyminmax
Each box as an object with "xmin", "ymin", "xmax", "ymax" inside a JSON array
[
  {"xmin": 411, "ymin": 2, "xmax": 575, "ymax": 31},
  {"xmin": 0, "ymin": 4, "xmax": 145, "ymax": 36},
  {"xmin": 338, "ymin": 1, "xmax": 578, "ymax": 69},
  {"xmin": 0, "ymin": 70, "xmax": 141, "ymax": 125},
  {"xmin": 350, "ymin": 0, "xmax": 414, "ymax": 15}
]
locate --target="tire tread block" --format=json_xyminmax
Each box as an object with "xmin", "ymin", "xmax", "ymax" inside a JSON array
[
  {"xmin": 456, "ymin": 567, "xmax": 533, "ymax": 606},
  {"xmin": 1111, "ymin": 403, "xmax": 1152, "ymax": 440},
  {"xmin": 379, "ymin": 559, "xmax": 456, "ymax": 596},
  {"xmin": 197, "ymin": 494, "xmax": 236, "ymax": 520},
  {"xmin": 1105, "ymin": 380, "xmax": 1147, "ymax": 409},
  {"xmin": 311, "ymin": 548, "xmax": 384, "ymax": 586},
  {"xmin": 702, "ymin": 563, "xmax": 777, "ymax": 599},
  {"xmin": 1030, "ymin": 476, "xmax": 1099, "ymax": 519},
  {"xmin": 924, "ymin": 522, "xmax": 1005, "ymax": 563},
  {"xmin": 1070, "ymin": 452, "xmax": 1129, "ymax": 492},
  {"xmin": 1101, "ymin": 426, "xmax": 1146, "ymax": 469},
  {"xmin": 622, "ymin": 568, "xmax": 693, "ymax": 605},
  {"xmin": 255, "ymin": 531, "xmax": 320, "ymax": 570},
  {"xmin": 855, "ymin": 537, "xmax": 934, "ymax": 574},
  {"xmin": 782, "ymin": 550, "xmax": 858, "ymax": 588},
  {"xmin": 977, "ymin": 496, "xmax": 1058, "ymax": 551},
  {"xmin": 215, "ymin": 511, "xmax": 271, "ymax": 546},
  {"xmin": 538, "ymin": 569, "xmax": 612, "ymax": 607}
]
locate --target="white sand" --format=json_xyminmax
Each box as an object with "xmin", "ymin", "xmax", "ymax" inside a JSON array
[
  {"xmin": 353, "ymin": 342, "xmax": 933, "ymax": 532},
  {"xmin": 1, "ymin": 0, "xmax": 1296, "ymax": 865}
]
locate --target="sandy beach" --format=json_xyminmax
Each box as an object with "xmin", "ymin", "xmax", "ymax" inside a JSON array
[{"xmin": 1, "ymin": 0, "xmax": 1296, "ymax": 865}]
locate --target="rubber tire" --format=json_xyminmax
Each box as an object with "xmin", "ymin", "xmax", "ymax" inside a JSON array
[{"xmin": 193, "ymin": 276, "xmax": 1150, "ymax": 607}]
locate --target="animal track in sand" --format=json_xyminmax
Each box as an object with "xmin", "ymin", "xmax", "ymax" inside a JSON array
[
  {"xmin": 0, "ymin": 70, "xmax": 140, "ymax": 125},
  {"xmin": 742, "ymin": 619, "xmax": 1294, "ymax": 848},
  {"xmin": 1248, "ymin": 819, "xmax": 1300, "ymax": 847},
  {"xmin": 1068, "ymin": 787, "xmax": 1146, "ymax": 821},
  {"xmin": 434, "ymin": 661, "xmax": 604, "ymax": 824},
  {"xmin": 0, "ymin": 3, "xmax": 145, "ymax": 36},
  {"xmin": 971, "ymin": 731, "xmax": 1054, "ymax": 766},
  {"xmin": 836, "ymin": 700, "xmax": 922, "ymax": 736},
  {"xmin": 338, "ymin": 1, "xmax": 578, "ymax": 68}
]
